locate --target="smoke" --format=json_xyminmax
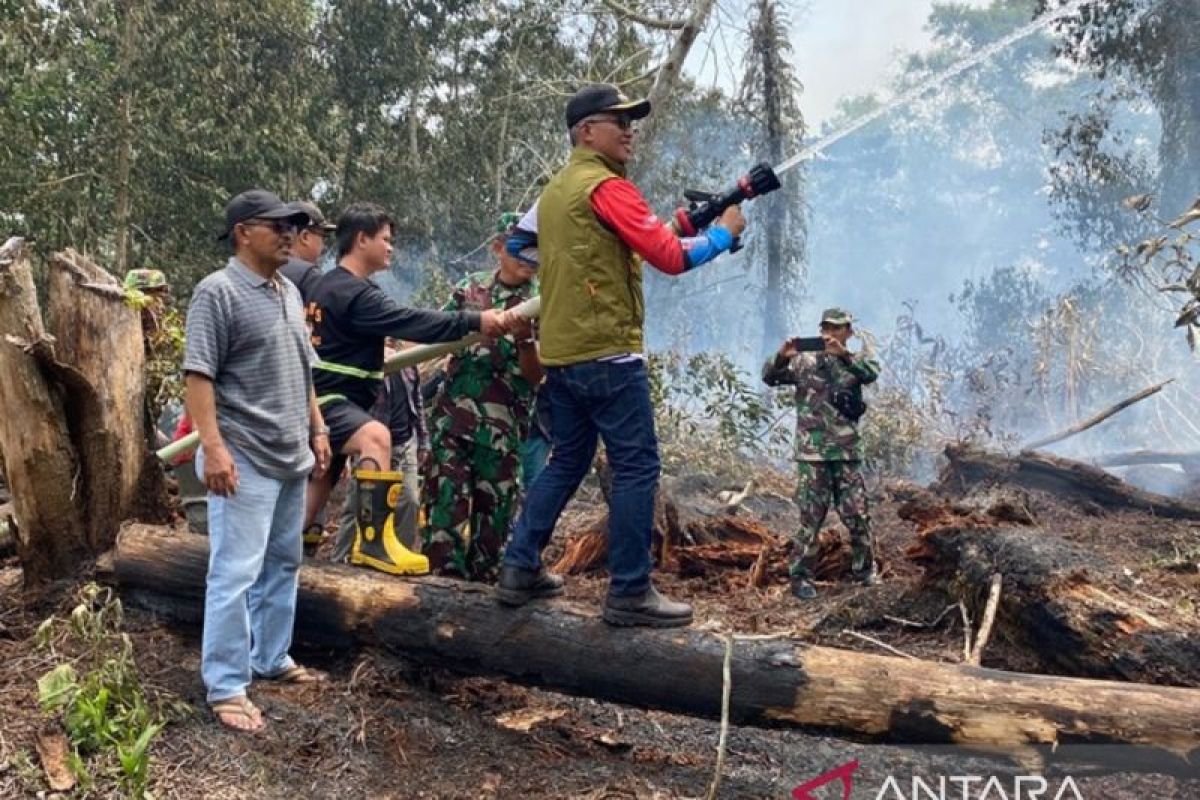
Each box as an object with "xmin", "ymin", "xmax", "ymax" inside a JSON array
[{"xmin": 637, "ymin": 1, "xmax": 1200, "ymax": 478}]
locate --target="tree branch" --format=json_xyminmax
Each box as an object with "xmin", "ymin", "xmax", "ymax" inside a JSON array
[{"xmin": 600, "ymin": 0, "xmax": 687, "ymax": 30}]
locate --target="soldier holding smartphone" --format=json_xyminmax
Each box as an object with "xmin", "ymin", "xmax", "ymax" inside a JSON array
[{"xmin": 763, "ymin": 308, "xmax": 881, "ymax": 600}]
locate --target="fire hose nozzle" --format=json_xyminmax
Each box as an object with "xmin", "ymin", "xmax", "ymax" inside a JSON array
[{"xmin": 675, "ymin": 162, "xmax": 782, "ymax": 251}]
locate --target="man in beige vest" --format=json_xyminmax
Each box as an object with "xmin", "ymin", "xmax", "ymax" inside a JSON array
[{"xmin": 494, "ymin": 84, "xmax": 746, "ymax": 627}]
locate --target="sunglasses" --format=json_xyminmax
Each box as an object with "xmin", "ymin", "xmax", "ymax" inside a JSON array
[
  {"xmin": 587, "ymin": 114, "xmax": 635, "ymax": 131},
  {"xmin": 241, "ymin": 218, "xmax": 300, "ymax": 235}
]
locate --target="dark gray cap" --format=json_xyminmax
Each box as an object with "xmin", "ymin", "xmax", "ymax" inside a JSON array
[{"xmin": 218, "ymin": 189, "xmax": 310, "ymax": 240}]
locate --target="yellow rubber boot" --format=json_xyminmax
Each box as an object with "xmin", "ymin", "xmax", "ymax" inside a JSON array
[
  {"xmin": 349, "ymin": 465, "xmax": 429, "ymax": 576},
  {"xmin": 302, "ymin": 523, "xmax": 324, "ymax": 551}
]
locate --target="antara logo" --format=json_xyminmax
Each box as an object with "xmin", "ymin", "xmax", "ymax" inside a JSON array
[
  {"xmin": 872, "ymin": 776, "xmax": 1084, "ymax": 800},
  {"xmin": 792, "ymin": 760, "xmax": 860, "ymax": 800},
  {"xmin": 792, "ymin": 760, "xmax": 1086, "ymax": 800}
]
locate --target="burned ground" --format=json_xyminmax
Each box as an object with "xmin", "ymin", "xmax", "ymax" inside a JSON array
[{"xmin": 0, "ymin": 461, "xmax": 1197, "ymax": 798}]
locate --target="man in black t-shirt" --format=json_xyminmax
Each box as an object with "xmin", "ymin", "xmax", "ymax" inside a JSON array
[{"xmin": 304, "ymin": 203, "xmax": 508, "ymax": 574}]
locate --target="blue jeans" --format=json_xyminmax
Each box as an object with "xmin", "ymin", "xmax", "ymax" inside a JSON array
[
  {"xmin": 504, "ymin": 360, "xmax": 660, "ymax": 597},
  {"xmin": 521, "ymin": 430, "xmax": 551, "ymax": 487},
  {"xmin": 197, "ymin": 445, "xmax": 305, "ymax": 703}
]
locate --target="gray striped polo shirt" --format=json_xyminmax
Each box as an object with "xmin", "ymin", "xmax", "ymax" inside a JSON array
[{"xmin": 183, "ymin": 257, "xmax": 315, "ymax": 480}]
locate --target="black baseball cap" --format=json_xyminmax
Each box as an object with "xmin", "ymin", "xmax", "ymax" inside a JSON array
[
  {"xmin": 565, "ymin": 84, "xmax": 651, "ymax": 129},
  {"xmin": 218, "ymin": 189, "xmax": 311, "ymax": 240}
]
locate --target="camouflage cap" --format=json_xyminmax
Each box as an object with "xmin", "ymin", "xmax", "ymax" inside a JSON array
[
  {"xmin": 123, "ymin": 269, "xmax": 167, "ymax": 292},
  {"xmin": 496, "ymin": 211, "xmax": 522, "ymax": 235},
  {"xmin": 820, "ymin": 307, "xmax": 853, "ymax": 326},
  {"xmin": 288, "ymin": 200, "xmax": 336, "ymax": 232}
]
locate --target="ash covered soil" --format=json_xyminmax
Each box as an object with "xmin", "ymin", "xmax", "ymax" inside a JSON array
[{"xmin": 1, "ymin": 468, "xmax": 1197, "ymax": 799}]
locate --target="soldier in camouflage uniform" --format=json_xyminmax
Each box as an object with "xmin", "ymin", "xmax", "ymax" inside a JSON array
[
  {"xmin": 422, "ymin": 213, "xmax": 543, "ymax": 580},
  {"xmin": 762, "ymin": 307, "xmax": 881, "ymax": 600}
]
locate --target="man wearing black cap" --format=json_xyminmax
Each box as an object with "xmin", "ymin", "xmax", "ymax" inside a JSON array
[
  {"xmin": 280, "ymin": 200, "xmax": 337, "ymax": 301},
  {"xmin": 184, "ymin": 189, "xmax": 333, "ymax": 732},
  {"xmin": 494, "ymin": 84, "xmax": 747, "ymax": 628}
]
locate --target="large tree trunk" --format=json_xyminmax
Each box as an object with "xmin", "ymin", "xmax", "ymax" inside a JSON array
[
  {"xmin": 756, "ymin": 0, "xmax": 788, "ymax": 356},
  {"xmin": 1154, "ymin": 0, "xmax": 1200, "ymax": 216},
  {"xmin": 110, "ymin": 526, "xmax": 1200, "ymax": 771},
  {"xmin": 939, "ymin": 445, "xmax": 1200, "ymax": 519},
  {"xmin": 46, "ymin": 249, "xmax": 148, "ymax": 552},
  {"xmin": 0, "ymin": 239, "xmax": 89, "ymax": 581},
  {"xmin": 911, "ymin": 524, "xmax": 1200, "ymax": 688},
  {"xmin": 0, "ymin": 239, "xmax": 159, "ymax": 583}
]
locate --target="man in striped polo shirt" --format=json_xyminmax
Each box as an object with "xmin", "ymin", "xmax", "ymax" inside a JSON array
[{"xmin": 184, "ymin": 189, "xmax": 333, "ymax": 733}]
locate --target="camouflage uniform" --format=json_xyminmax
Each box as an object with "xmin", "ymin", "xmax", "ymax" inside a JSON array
[
  {"xmin": 762, "ymin": 313, "xmax": 880, "ymax": 582},
  {"xmin": 422, "ymin": 269, "xmax": 537, "ymax": 580}
]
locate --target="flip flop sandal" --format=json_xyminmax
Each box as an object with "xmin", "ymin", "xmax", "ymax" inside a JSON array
[
  {"xmin": 262, "ymin": 664, "xmax": 328, "ymax": 684},
  {"xmin": 210, "ymin": 696, "xmax": 265, "ymax": 733}
]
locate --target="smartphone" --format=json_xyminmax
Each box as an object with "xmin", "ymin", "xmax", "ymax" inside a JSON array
[{"xmin": 789, "ymin": 336, "xmax": 826, "ymax": 352}]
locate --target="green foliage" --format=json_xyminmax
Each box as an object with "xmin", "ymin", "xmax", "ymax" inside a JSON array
[
  {"xmin": 0, "ymin": 0, "xmax": 671, "ymax": 296},
  {"xmin": 6, "ymin": 749, "xmax": 43, "ymax": 794},
  {"xmin": 649, "ymin": 350, "xmax": 789, "ymax": 478},
  {"xmin": 858, "ymin": 386, "xmax": 931, "ymax": 476},
  {"xmin": 35, "ymin": 584, "xmax": 172, "ymax": 799},
  {"xmin": 409, "ymin": 261, "xmax": 461, "ymax": 312},
  {"xmin": 0, "ymin": 0, "xmax": 329, "ymax": 293}
]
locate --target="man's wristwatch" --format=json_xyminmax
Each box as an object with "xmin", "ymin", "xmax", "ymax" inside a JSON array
[{"xmin": 311, "ymin": 425, "xmax": 330, "ymax": 438}]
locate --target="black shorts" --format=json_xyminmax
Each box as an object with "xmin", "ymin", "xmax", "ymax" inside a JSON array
[{"xmin": 322, "ymin": 399, "xmax": 376, "ymax": 479}]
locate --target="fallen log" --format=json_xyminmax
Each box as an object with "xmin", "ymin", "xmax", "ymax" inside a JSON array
[
  {"xmin": 912, "ymin": 525, "xmax": 1200, "ymax": 687},
  {"xmin": 110, "ymin": 526, "xmax": 1200, "ymax": 770},
  {"xmin": 939, "ymin": 445, "xmax": 1200, "ymax": 519}
]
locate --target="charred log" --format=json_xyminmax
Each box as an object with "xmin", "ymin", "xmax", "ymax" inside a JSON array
[
  {"xmin": 108, "ymin": 526, "xmax": 1200, "ymax": 771},
  {"xmin": 912, "ymin": 525, "xmax": 1200, "ymax": 687},
  {"xmin": 938, "ymin": 445, "xmax": 1200, "ymax": 519}
]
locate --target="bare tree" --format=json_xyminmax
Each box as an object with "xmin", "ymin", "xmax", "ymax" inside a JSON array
[{"xmin": 738, "ymin": 0, "xmax": 806, "ymax": 354}]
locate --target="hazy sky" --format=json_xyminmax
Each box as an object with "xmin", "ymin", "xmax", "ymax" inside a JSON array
[
  {"xmin": 691, "ymin": 0, "xmax": 992, "ymax": 125},
  {"xmin": 795, "ymin": 1, "xmax": 941, "ymax": 123}
]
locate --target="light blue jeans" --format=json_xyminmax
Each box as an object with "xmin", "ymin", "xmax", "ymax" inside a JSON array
[{"xmin": 197, "ymin": 445, "xmax": 305, "ymax": 704}]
